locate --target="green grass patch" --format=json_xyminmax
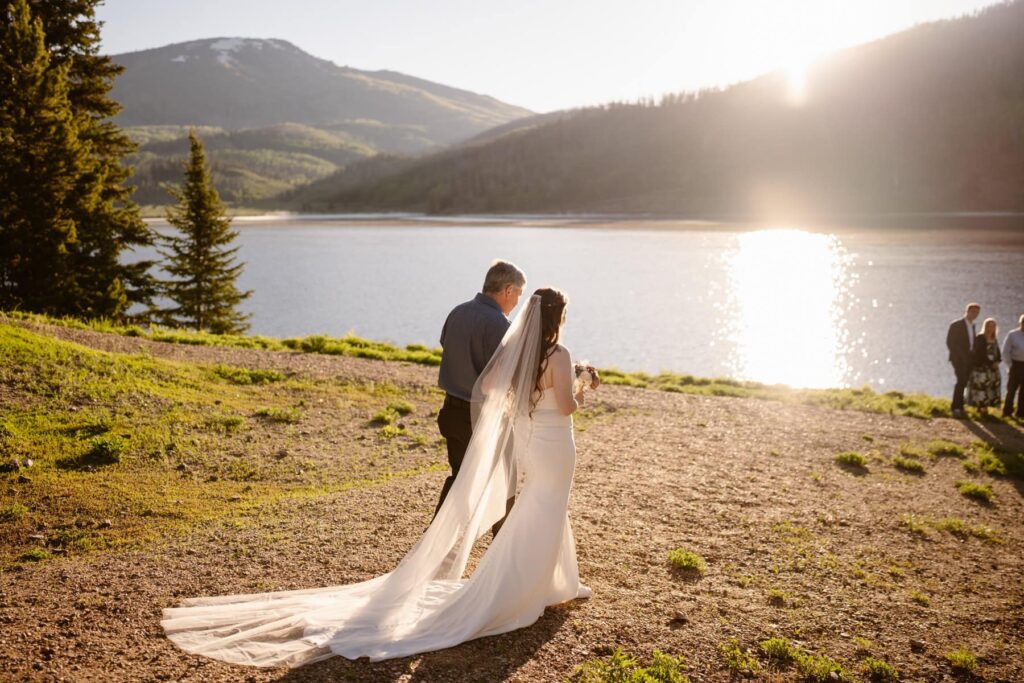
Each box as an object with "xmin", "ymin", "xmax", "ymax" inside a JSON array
[
  {"xmin": 970, "ymin": 441, "xmax": 1024, "ymax": 478},
  {"xmin": 910, "ymin": 590, "xmax": 930, "ymax": 606},
  {"xmin": 19, "ymin": 548, "xmax": 51, "ymax": 562},
  {"xmin": 0, "ymin": 321, "xmax": 443, "ymax": 566},
  {"xmin": 835, "ymin": 451, "xmax": 868, "ymax": 469},
  {"xmin": 945, "ymin": 647, "xmax": 977, "ymax": 673},
  {"xmin": 572, "ymin": 648, "xmax": 689, "ymax": 683},
  {"xmin": 927, "ymin": 440, "xmax": 965, "ymax": 458},
  {"xmin": 759, "ymin": 637, "xmax": 798, "ymax": 665},
  {"xmin": 7, "ymin": 312, "xmax": 961, "ymax": 420},
  {"xmin": 891, "ymin": 455, "xmax": 925, "ymax": 473},
  {"xmin": 667, "ymin": 548, "xmax": 707, "ymax": 574},
  {"xmin": 387, "ymin": 400, "xmax": 415, "ymax": 415},
  {"xmin": 254, "ymin": 407, "xmax": 303, "ymax": 424},
  {"xmin": 861, "ymin": 656, "xmax": 899, "ymax": 681},
  {"xmin": 211, "ymin": 364, "xmax": 285, "ymax": 385},
  {"xmin": 955, "ymin": 480, "xmax": 994, "ymax": 504},
  {"xmin": 719, "ymin": 638, "xmax": 761, "ymax": 675},
  {"xmin": 0, "ymin": 503, "xmax": 29, "ymax": 522}
]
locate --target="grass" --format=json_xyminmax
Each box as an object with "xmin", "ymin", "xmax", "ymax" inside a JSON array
[
  {"xmin": 6, "ymin": 311, "xmax": 958, "ymax": 420},
  {"xmin": 667, "ymin": 548, "xmax": 706, "ymax": 574},
  {"xmin": 901, "ymin": 514, "xmax": 1005, "ymax": 544},
  {"xmin": 927, "ymin": 440, "xmax": 965, "ymax": 458},
  {"xmin": 891, "ymin": 455, "xmax": 926, "ymax": 473},
  {"xmin": 572, "ymin": 648, "xmax": 689, "ymax": 683},
  {"xmin": 955, "ymin": 480, "xmax": 995, "ymax": 504},
  {"xmin": 0, "ymin": 321, "xmax": 443, "ymax": 567},
  {"xmin": 861, "ymin": 656, "xmax": 899, "ymax": 681},
  {"xmin": 211, "ymin": 364, "xmax": 285, "ymax": 385},
  {"xmin": 719, "ymin": 638, "xmax": 761, "ymax": 675},
  {"xmin": 835, "ymin": 451, "xmax": 868, "ymax": 469},
  {"xmin": 970, "ymin": 441, "xmax": 1024, "ymax": 478},
  {"xmin": 0, "ymin": 503, "xmax": 29, "ymax": 522},
  {"xmin": 2, "ymin": 310, "xmax": 443, "ymax": 366},
  {"xmin": 753, "ymin": 637, "xmax": 846, "ymax": 681},
  {"xmin": 910, "ymin": 590, "xmax": 931, "ymax": 606},
  {"xmin": 945, "ymin": 647, "xmax": 977, "ymax": 673},
  {"xmin": 254, "ymin": 406, "xmax": 303, "ymax": 424}
]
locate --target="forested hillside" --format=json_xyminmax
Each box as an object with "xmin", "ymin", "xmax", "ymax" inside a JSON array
[{"xmin": 283, "ymin": 2, "xmax": 1024, "ymax": 216}]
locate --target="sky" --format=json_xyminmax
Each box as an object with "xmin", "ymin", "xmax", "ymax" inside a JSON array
[{"xmin": 96, "ymin": 0, "xmax": 1004, "ymax": 113}]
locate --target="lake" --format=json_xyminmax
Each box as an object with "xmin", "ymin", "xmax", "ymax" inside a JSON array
[{"xmin": 136, "ymin": 215, "xmax": 1024, "ymax": 398}]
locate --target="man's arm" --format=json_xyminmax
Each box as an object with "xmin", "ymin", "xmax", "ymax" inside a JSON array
[
  {"xmin": 1004, "ymin": 333, "xmax": 1014, "ymax": 367},
  {"xmin": 481, "ymin": 317, "xmax": 510, "ymax": 363}
]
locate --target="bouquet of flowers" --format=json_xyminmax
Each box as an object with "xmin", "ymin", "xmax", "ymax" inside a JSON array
[{"xmin": 573, "ymin": 360, "xmax": 596, "ymax": 394}]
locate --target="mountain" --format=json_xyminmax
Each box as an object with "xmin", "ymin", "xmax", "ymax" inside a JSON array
[
  {"xmin": 108, "ymin": 38, "xmax": 531, "ymax": 206},
  {"xmin": 282, "ymin": 1, "xmax": 1024, "ymax": 217}
]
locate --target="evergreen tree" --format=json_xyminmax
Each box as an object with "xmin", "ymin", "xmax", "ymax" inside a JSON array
[
  {"xmin": 0, "ymin": 0, "xmax": 96, "ymax": 313},
  {"xmin": 159, "ymin": 130, "xmax": 252, "ymax": 334},
  {"xmin": 2, "ymin": 0, "xmax": 156, "ymax": 319}
]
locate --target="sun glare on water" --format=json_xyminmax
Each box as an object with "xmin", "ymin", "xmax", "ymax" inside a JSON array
[{"xmin": 720, "ymin": 229, "xmax": 855, "ymax": 389}]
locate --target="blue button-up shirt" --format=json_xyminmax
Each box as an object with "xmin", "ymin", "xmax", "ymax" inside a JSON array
[{"xmin": 438, "ymin": 293, "xmax": 510, "ymax": 401}]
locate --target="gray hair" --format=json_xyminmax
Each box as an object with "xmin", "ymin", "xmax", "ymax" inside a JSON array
[{"xmin": 482, "ymin": 260, "xmax": 526, "ymax": 294}]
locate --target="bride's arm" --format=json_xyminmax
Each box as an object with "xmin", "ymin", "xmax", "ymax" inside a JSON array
[{"xmin": 552, "ymin": 346, "xmax": 583, "ymax": 416}]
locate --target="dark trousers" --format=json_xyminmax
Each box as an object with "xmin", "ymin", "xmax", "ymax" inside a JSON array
[
  {"xmin": 435, "ymin": 395, "xmax": 513, "ymax": 534},
  {"xmin": 951, "ymin": 359, "xmax": 971, "ymax": 412},
  {"xmin": 1005, "ymin": 361, "xmax": 1024, "ymax": 417}
]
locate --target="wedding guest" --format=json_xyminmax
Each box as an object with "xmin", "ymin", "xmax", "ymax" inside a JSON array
[
  {"xmin": 1002, "ymin": 314, "xmax": 1024, "ymax": 419},
  {"xmin": 946, "ymin": 303, "xmax": 980, "ymax": 418},
  {"xmin": 968, "ymin": 318, "xmax": 1001, "ymax": 416}
]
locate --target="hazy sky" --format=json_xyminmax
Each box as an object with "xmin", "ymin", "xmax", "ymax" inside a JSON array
[{"xmin": 96, "ymin": 0, "xmax": 1003, "ymax": 113}]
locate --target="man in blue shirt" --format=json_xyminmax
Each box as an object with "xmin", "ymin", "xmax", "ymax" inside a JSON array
[{"xmin": 435, "ymin": 260, "xmax": 526, "ymax": 522}]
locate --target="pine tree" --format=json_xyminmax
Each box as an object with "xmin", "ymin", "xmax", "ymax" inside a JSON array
[
  {"xmin": 0, "ymin": 0, "xmax": 96, "ymax": 313},
  {"xmin": 159, "ymin": 130, "xmax": 252, "ymax": 334},
  {"xmin": 6, "ymin": 0, "xmax": 156, "ymax": 320}
]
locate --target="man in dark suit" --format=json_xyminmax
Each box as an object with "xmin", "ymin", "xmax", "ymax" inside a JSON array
[
  {"xmin": 946, "ymin": 303, "xmax": 981, "ymax": 417},
  {"xmin": 434, "ymin": 260, "xmax": 526, "ymax": 530}
]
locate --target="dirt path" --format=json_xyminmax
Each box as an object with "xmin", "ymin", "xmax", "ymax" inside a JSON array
[{"xmin": 2, "ymin": 323, "xmax": 1023, "ymax": 682}]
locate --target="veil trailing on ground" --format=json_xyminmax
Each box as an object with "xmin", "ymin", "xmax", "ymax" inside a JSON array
[{"xmin": 161, "ymin": 295, "xmax": 544, "ymax": 667}]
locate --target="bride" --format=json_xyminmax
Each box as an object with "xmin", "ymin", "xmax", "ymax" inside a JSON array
[{"xmin": 161, "ymin": 288, "xmax": 594, "ymax": 667}]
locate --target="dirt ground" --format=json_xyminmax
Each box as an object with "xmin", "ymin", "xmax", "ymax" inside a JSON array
[{"xmin": 2, "ymin": 323, "xmax": 1023, "ymax": 682}]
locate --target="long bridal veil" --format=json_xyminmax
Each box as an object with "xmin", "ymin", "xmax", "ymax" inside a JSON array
[{"xmin": 161, "ymin": 295, "xmax": 544, "ymax": 667}]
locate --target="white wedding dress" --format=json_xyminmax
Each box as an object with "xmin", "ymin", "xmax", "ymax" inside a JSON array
[{"xmin": 161, "ymin": 295, "xmax": 589, "ymax": 667}]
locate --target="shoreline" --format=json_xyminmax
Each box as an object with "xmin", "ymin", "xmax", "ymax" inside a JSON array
[{"xmin": 142, "ymin": 211, "xmax": 1024, "ymax": 244}]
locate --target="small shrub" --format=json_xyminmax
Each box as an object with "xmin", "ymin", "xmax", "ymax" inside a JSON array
[
  {"xmin": 372, "ymin": 408, "xmax": 400, "ymax": 425},
  {"xmin": 387, "ymin": 400, "xmax": 415, "ymax": 415},
  {"xmin": 86, "ymin": 435, "xmax": 127, "ymax": 464},
  {"xmin": 759, "ymin": 637, "xmax": 798, "ymax": 665},
  {"xmin": 910, "ymin": 590, "xmax": 930, "ymax": 606},
  {"xmin": 955, "ymin": 480, "xmax": 994, "ymax": 504},
  {"xmin": 945, "ymin": 647, "xmax": 977, "ymax": 673},
  {"xmin": 927, "ymin": 440, "xmax": 964, "ymax": 457},
  {"xmin": 892, "ymin": 456, "xmax": 925, "ymax": 473},
  {"xmin": 836, "ymin": 451, "xmax": 868, "ymax": 468},
  {"xmin": 20, "ymin": 548, "xmax": 51, "ymax": 562},
  {"xmin": 668, "ymin": 548, "xmax": 706, "ymax": 574},
  {"xmin": 0, "ymin": 502, "xmax": 29, "ymax": 522},
  {"xmin": 719, "ymin": 638, "xmax": 761, "ymax": 675},
  {"xmin": 767, "ymin": 589, "xmax": 788, "ymax": 607},
  {"xmin": 378, "ymin": 424, "xmax": 406, "ymax": 439},
  {"xmin": 795, "ymin": 651, "xmax": 845, "ymax": 682},
  {"xmin": 254, "ymin": 407, "xmax": 302, "ymax": 424},
  {"xmin": 862, "ymin": 656, "xmax": 899, "ymax": 681}
]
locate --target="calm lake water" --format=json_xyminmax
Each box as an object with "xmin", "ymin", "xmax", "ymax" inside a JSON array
[{"xmin": 137, "ymin": 216, "xmax": 1024, "ymax": 397}]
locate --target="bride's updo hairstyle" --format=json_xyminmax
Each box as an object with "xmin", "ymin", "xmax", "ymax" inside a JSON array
[{"xmin": 531, "ymin": 287, "xmax": 568, "ymax": 412}]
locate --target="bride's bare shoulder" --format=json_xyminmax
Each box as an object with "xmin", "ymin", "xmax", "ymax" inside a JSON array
[{"xmin": 551, "ymin": 344, "xmax": 571, "ymax": 361}]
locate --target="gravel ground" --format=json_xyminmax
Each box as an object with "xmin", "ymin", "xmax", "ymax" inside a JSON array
[{"xmin": 2, "ymin": 322, "xmax": 1023, "ymax": 682}]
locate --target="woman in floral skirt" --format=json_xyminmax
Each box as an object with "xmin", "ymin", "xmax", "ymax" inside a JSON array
[{"xmin": 969, "ymin": 318, "xmax": 1002, "ymax": 416}]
